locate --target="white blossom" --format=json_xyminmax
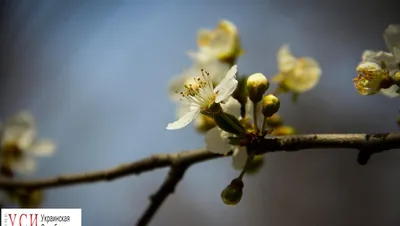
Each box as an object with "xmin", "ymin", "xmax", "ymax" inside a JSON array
[
  {"xmin": 167, "ymin": 65, "xmax": 238, "ymax": 130},
  {"xmin": 0, "ymin": 112, "xmax": 55, "ymax": 174},
  {"xmin": 356, "ymin": 24, "xmax": 400, "ymax": 97},
  {"xmin": 273, "ymin": 45, "xmax": 322, "ymax": 93},
  {"xmin": 195, "ymin": 20, "xmax": 241, "ymax": 61}
]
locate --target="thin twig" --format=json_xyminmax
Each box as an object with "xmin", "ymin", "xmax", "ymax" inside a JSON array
[
  {"xmin": 137, "ymin": 163, "xmax": 188, "ymax": 226},
  {"xmin": 0, "ymin": 133, "xmax": 399, "ymax": 190}
]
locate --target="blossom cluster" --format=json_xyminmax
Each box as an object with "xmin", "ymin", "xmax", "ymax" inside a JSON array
[{"xmin": 166, "ymin": 20, "xmax": 322, "ymax": 204}]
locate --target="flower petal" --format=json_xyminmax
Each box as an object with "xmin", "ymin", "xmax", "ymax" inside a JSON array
[
  {"xmin": 214, "ymin": 65, "xmax": 237, "ymax": 92},
  {"xmin": 232, "ymin": 147, "xmax": 248, "ymax": 169},
  {"xmin": 285, "ymin": 57, "xmax": 322, "ymax": 93},
  {"xmin": 205, "ymin": 127, "xmax": 231, "ymax": 154},
  {"xmin": 380, "ymin": 85, "xmax": 400, "ymax": 98},
  {"xmin": 277, "ymin": 45, "xmax": 296, "ymax": 73},
  {"xmin": 221, "ymin": 97, "xmax": 241, "ymax": 118},
  {"xmin": 2, "ymin": 112, "xmax": 37, "ymax": 149},
  {"xmin": 214, "ymin": 65, "xmax": 238, "ymax": 103},
  {"xmin": 28, "ymin": 139, "xmax": 56, "ymax": 156},
  {"xmin": 166, "ymin": 107, "xmax": 199, "ymax": 130},
  {"xmin": 215, "ymin": 79, "xmax": 238, "ymax": 103},
  {"xmin": 362, "ymin": 50, "xmax": 398, "ymax": 72},
  {"xmin": 383, "ymin": 24, "xmax": 400, "ymax": 63}
]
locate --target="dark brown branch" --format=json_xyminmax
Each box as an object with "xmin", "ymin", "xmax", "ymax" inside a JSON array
[
  {"xmin": 137, "ymin": 163, "xmax": 189, "ymax": 226},
  {"xmin": 0, "ymin": 133, "xmax": 400, "ymax": 190}
]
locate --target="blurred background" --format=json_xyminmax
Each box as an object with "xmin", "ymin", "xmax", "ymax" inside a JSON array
[{"xmin": 0, "ymin": 0, "xmax": 399, "ymax": 225}]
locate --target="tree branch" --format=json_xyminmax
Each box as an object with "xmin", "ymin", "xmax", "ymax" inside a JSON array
[
  {"xmin": 0, "ymin": 133, "xmax": 399, "ymax": 190},
  {"xmin": 137, "ymin": 163, "xmax": 188, "ymax": 226},
  {"xmin": 1, "ymin": 133, "xmax": 400, "ymax": 226}
]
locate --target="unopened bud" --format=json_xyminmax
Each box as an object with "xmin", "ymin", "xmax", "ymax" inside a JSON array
[
  {"xmin": 266, "ymin": 114, "xmax": 283, "ymax": 128},
  {"xmin": 261, "ymin": 94, "xmax": 280, "ymax": 117},
  {"xmin": 271, "ymin": 126, "xmax": 296, "ymax": 136},
  {"xmin": 221, "ymin": 178, "xmax": 244, "ymax": 205},
  {"xmin": 246, "ymin": 73, "xmax": 269, "ymax": 103},
  {"xmin": 394, "ymin": 71, "xmax": 400, "ymax": 86}
]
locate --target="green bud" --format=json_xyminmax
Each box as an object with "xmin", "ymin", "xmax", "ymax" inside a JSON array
[
  {"xmin": 246, "ymin": 73, "xmax": 269, "ymax": 103},
  {"xmin": 213, "ymin": 112, "xmax": 246, "ymax": 135},
  {"xmin": 266, "ymin": 114, "xmax": 283, "ymax": 128},
  {"xmin": 394, "ymin": 71, "xmax": 400, "ymax": 87},
  {"xmin": 261, "ymin": 94, "xmax": 280, "ymax": 117},
  {"xmin": 221, "ymin": 178, "xmax": 244, "ymax": 205},
  {"xmin": 271, "ymin": 126, "xmax": 296, "ymax": 136}
]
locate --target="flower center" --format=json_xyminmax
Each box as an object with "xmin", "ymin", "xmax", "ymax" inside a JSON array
[{"xmin": 175, "ymin": 69, "xmax": 216, "ymax": 108}]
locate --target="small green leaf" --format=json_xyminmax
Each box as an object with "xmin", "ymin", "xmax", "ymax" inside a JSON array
[{"xmin": 213, "ymin": 112, "xmax": 246, "ymax": 135}]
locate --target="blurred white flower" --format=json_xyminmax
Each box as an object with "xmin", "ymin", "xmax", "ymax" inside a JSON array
[
  {"xmin": 0, "ymin": 112, "xmax": 55, "ymax": 174},
  {"xmin": 195, "ymin": 20, "xmax": 242, "ymax": 61},
  {"xmin": 167, "ymin": 65, "xmax": 238, "ymax": 130},
  {"xmin": 205, "ymin": 97, "xmax": 248, "ymax": 169},
  {"xmin": 273, "ymin": 45, "xmax": 322, "ymax": 93}
]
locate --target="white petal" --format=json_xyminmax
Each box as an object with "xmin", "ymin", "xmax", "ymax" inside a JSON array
[
  {"xmin": 215, "ymin": 77, "xmax": 238, "ymax": 103},
  {"xmin": 286, "ymin": 57, "xmax": 322, "ymax": 93},
  {"xmin": 393, "ymin": 46, "xmax": 400, "ymax": 64},
  {"xmin": 278, "ymin": 45, "xmax": 296, "ymax": 73},
  {"xmin": 2, "ymin": 112, "xmax": 37, "ymax": 148},
  {"xmin": 214, "ymin": 65, "xmax": 237, "ymax": 93},
  {"xmin": 221, "ymin": 97, "xmax": 241, "ymax": 118},
  {"xmin": 13, "ymin": 157, "xmax": 36, "ymax": 174},
  {"xmin": 383, "ymin": 24, "xmax": 400, "ymax": 63},
  {"xmin": 362, "ymin": 50, "xmax": 398, "ymax": 72},
  {"xmin": 380, "ymin": 85, "xmax": 400, "ymax": 98},
  {"xmin": 166, "ymin": 107, "xmax": 199, "ymax": 130},
  {"xmin": 28, "ymin": 139, "xmax": 56, "ymax": 156},
  {"xmin": 232, "ymin": 147, "xmax": 248, "ymax": 169},
  {"xmin": 205, "ymin": 127, "xmax": 231, "ymax": 154}
]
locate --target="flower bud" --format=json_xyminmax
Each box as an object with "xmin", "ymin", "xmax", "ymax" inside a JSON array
[
  {"xmin": 261, "ymin": 94, "xmax": 280, "ymax": 117},
  {"xmin": 221, "ymin": 178, "xmax": 244, "ymax": 205},
  {"xmin": 394, "ymin": 71, "xmax": 400, "ymax": 87},
  {"xmin": 246, "ymin": 73, "xmax": 269, "ymax": 103},
  {"xmin": 271, "ymin": 126, "xmax": 296, "ymax": 136},
  {"xmin": 266, "ymin": 114, "xmax": 283, "ymax": 128}
]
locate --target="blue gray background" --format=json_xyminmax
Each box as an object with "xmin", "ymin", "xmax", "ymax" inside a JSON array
[{"xmin": 0, "ymin": 0, "xmax": 399, "ymax": 225}]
